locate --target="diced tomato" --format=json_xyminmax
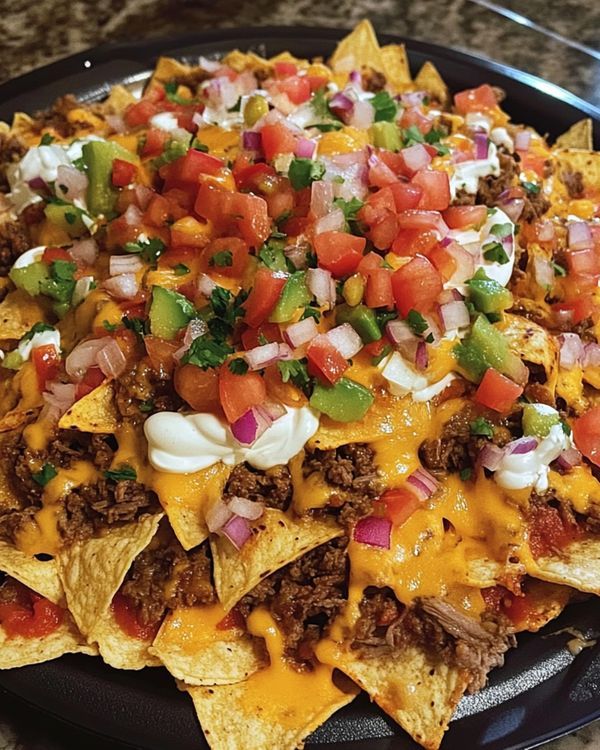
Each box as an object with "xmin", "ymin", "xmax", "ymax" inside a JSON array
[
  {"xmin": 274, "ymin": 61, "xmax": 298, "ymax": 78},
  {"xmin": 475, "ymin": 368, "xmax": 523, "ymax": 412},
  {"xmin": 400, "ymin": 106, "xmax": 433, "ymax": 134},
  {"xmin": 281, "ymin": 215, "xmax": 310, "ymax": 237},
  {"xmin": 389, "ymin": 181, "xmax": 423, "ymax": 212},
  {"xmin": 443, "ymin": 205, "xmax": 488, "ymax": 229},
  {"xmin": 519, "ymin": 153, "xmax": 547, "ymax": 178},
  {"xmin": 454, "ymin": 84, "xmax": 498, "ymax": 114},
  {"xmin": 261, "ymin": 122, "xmax": 297, "ymax": 161},
  {"xmin": 365, "ymin": 268, "xmax": 394, "ymax": 308},
  {"xmin": 141, "ymin": 127, "xmax": 169, "ymax": 158},
  {"xmin": 219, "ymin": 365, "xmax": 267, "ymax": 423},
  {"xmin": 0, "ymin": 583, "xmax": 63, "ymax": 639},
  {"xmin": 566, "ymin": 247, "xmax": 600, "ymax": 276},
  {"xmin": 357, "ymin": 251, "xmax": 383, "ymax": 275},
  {"xmin": 216, "ymin": 607, "xmax": 246, "ymax": 631},
  {"xmin": 231, "ymin": 192, "xmax": 272, "ymax": 248},
  {"xmin": 528, "ymin": 502, "xmax": 581, "ymax": 559},
  {"xmin": 306, "ymin": 336, "xmax": 349, "ymax": 384},
  {"xmin": 144, "ymin": 84, "xmax": 166, "ymax": 104},
  {"xmin": 75, "ymin": 366, "xmax": 105, "ymax": 399},
  {"xmin": 162, "ymin": 149, "xmax": 224, "ymax": 191},
  {"xmin": 243, "ymin": 267, "xmax": 288, "ymax": 327},
  {"xmin": 396, "ymin": 209, "xmax": 448, "ymax": 235},
  {"xmin": 241, "ymin": 322, "xmax": 282, "ymax": 350},
  {"xmin": 378, "ymin": 150, "xmax": 409, "ymax": 178},
  {"xmin": 111, "ymin": 593, "xmax": 160, "ymax": 641},
  {"xmin": 278, "ymin": 75, "xmax": 311, "ymax": 105},
  {"xmin": 144, "ymin": 336, "xmax": 179, "ymax": 378},
  {"xmin": 194, "ymin": 181, "xmax": 228, "ymax": 224},
  {"xmin": 234, "ymin": 162, "xmax": 277, "ymax": 193},
  {"xmin": 359, "ymin": 192, "xmax": 399, "ymax": 250},
  {"xmin": 145, "ymin": 194, "xmax": 187, "ymax": 227},
  {"xmin": 265, "ymin": 184, "xmax": 295, "ymax": 221},
  {"xmin": 368, "ymin": 156, "xmax": 399, "ymax": 188},
  {"xmin": 42, "ymin": 247, "xmax": 71, "ymax": 264},
  {"xmin": 32, "ymin": 344, "xmax": 60, "ymax": 391},
  {"xmin": 174, "ymin": 363, "xmax": 220, "ymax": 412},
  {"xmin": 553, "ymin": 296, "xmax": 596, "ymax": 325},
  {"xmin": 124, "ymin": 99, "xmax": 160, "ymax": 128},
  {"xmin": 313, "ymin": 231, "xmax": 366, "ymax": 277},
  {"xmin": 111, "ymin": 158, "xmax": 137, "ymax": 187},
  {"xmin": 391, "ymin": 255, "xmax": 443, "ymax": 316},
  {"xmin": 203, "ymin": 237, "xmax": 249, "ymax": 278},
  {"xmin": 170, "ymin": 215, "xmax": 211, "ymax": 248},
  {"xmin": 380, "ymin": 487, "xmax": 421, "ymax": 526},
  {"xmin": 391, "ymin": 228, "xmax": 439, "ymax": 257},
  {"xmin": 573, "ymin": 405, "xmax": 600, "ymax": 467},
  {"xmin": 411, "ymin": 169, "xmax": 451, "ymax": 211},
  {"xmin": 427, "ymin": 243, "xmax": 457, "ymax": 281},
  {"xmin": 307, "ymin": 75, "xmax": 328, "ymax": 92},
  {"xmin": 363, "ymin": 339, "xmax": 389, "ymax": 359}
]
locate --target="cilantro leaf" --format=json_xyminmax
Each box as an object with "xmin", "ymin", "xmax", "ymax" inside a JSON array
[
  {"xmin": 124, "ymin": 237, "xmax": 166, "ymax": 265},
  {"xmin": 460, "ymin": 467, "xmax": 472, "ymax": 481},
  {"xmin": 310, "ymin": 88, "xmax": 331, "ymax": 118},
  {"xmin": 39, "ymin": 260, "xmax": 77, "ymax": 308},
  {"xmin": 164, "ymin": 80, "xmax": 196, "ymax": 105},
  {"xmin": 123, "ymin": 316, "xmax": 146, "ymax": 337},
  {"xmin": 371, "ymin": 91, "xmax": 398, "ymax": 122},
  {"xmin": 482, "ymin": 241, "xmax": 510, "ymax": 265},
  {"xmin": 102, "ymin": 320, "xmax": 118, "ymax": 332},
  {"xmin": 139, "ymin": 399, "xmax": 154, "ymax": 413},
  {"xmin": 173, "ymin": 263, "xmax": 190, "ymax": 276},
  {"xmin": 209, "ymin": 287, "xmax": 233, "ymax": 318},
  {"xmin": 561, "ymin": 420, "xmax": 572, "ymax": 436},
  {"xmin": 552, "ymin": 261, "xmax": 566, "ymax": 277},
  {"xmin": 470, "ymin": 417, "xmax": 494, "ymax": 438},
  {"xmin": 406, "ymin": 309, "xmax": 428, "ymax": 336},
  {"xmin": 301, "ymin": 305, "xmax": 321, "ymax": 322},
  {"xmin": 32, "ymin": 463, "xmax": 57, "ymax": 487},
  {"xmin": 210, "ymin": 250, "xmax": 233, "ymax": 268},
  {"xmin": 258, "ymin": 242, "xmax": 288, "ymax": 272},
  {"xmin": 22, "ymin": 322, "xmax": 55, "ymax": 342},
  {"xmin": 191, "ymin": 138, "xmax": 209, "ymax": 152},
  {"xmin": 521, "ymin": 181, "xmax": 540, "ymax": 194},
  {"xmin": 228, "ymin": 357, "xmax": 249, "ymax": 375},
  {"xmin": 278, "ymin": 359, "xmax": 311, "ymax": 391},
  {"xmin": 333, "ymin": 197, "xmax": 365, "ymax": 233},
  {"xmin": 182, "ymin": 335, "xmax": 234, "ymax": 370},
  {"xmin": 288, "ymin": 158, "xmax": 326, "ymax": 190},
  {"xmin": 104, "ymin": 464, "xmax": 137, "ymax": 482},
  {"xmin": 39, "ymin": 133, "xmax": 55, "ymax": 146}
]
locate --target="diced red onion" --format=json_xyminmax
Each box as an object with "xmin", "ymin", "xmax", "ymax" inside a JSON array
[
  {"xmin": 325, "ymin": 323, "xmax": 363, "ymax": 359},
  {"xmin": 368, "ymin": 153, "xmax": 399, "ymax": 188},
  {"xmin": 386, "ymin": 319, "xmax": 419, "ymax": 361},
  {"xmin": 242, "ymin": 130, "xmax": 262, "ymax": 151},
  {"xmin": 533, "ymin": 256, "xmax": 554, "ymax": 289},
  {"xmin": 558, "ymin": 333, "xmax": 584, "ymax": 370},
  {"xmin": 109, "ymin": 254, "xmax": 143, "ymax": 276},
  {"xmin": 583, "ymin": 343, "xmax": 600, "ymax": 368},
  {"xmin": 506, "ymin": 436, "xmax": 538, "ymax": 455},
  {"xmin": 56, "ymin": 165, "xmax": 88, "ymax": 203},
  {"xmin": 42, "ymin": 382, "xmax": 77, "ymax": 415},
  {"xmin": 353, "ymin": 516, "xmax": 391, "ymax": 549},
  {"xmin": 105, "ymin": 113, "xmax": 126, "ymax": 134},
  {"xmin": 479, "ymin": 443, "xmax": 504, "ymax": 472},
  {"xmin": 96, "ymin": 338, "xmax": 127, "ymax": 379},
  {"xmin": 437, "ymin": 288, "xmax": 463, "ymax": 304},
  {"xmin": 310, "ymin": 180, "xmax": 334, "ymax": 219},
  {"xmin": 439, "ymin": 300, "xmax": 470, "ymax": 331},
  {"xmin": 28, "ymin": 176, "xmax": 47, "ymax": 190},
  {"xmin": 256, "ymin": 399, "xmax": 287, "ymax": 422},
  {"xmin": 206, "ymin": 500, "xmax": 233, "ymax": 533},
  {"xmin": 227, "ymin": 496, "xmax": 264, "ymax": 521},
  {"xmin": 568, "ymin": 221, "xmax": 593, "ymax": 251},
  {"xmin": 536, "ymin": 220, "xmax": 555, "ymax": 242},
  {"xmin": 406, "ymin": 467, "xmax": 439, "ymax": 501},
  {"xmin": 514, "ymin": 130, "xmax": 531, "ymax": 151},
  {"xmin": 349, "ymin": 100, "xmax": 374, "ymax": 130},
  {"xmin": 72, "ymin": 276, "xmax": 94, "ymax": 306},
  {"xmin": 329, "ymin": 92, "xmax": 354, "ymax": 121},
  {"xmin": 445, "ymin": 240, "xmax": 475, "ymax": 284},
  {"xmin": 415, "ymin": 341, "xmax": 428, "ymax": 370},
  {"xmin": 307, "ymin": 267, "xmax": 336, "ymax": 308},
  {"xmin": 221, "ymin": 514, "xmax": 252, "ymax": 550},
  {"xmin": 401, "ymin": 143, "xmax": 432, "ymax": 174},
  {"xmin": 244, "ymin": 342, "xmax": 292, "ymax": 371},
  {"xmin": 421, "ymin": 314, "xmax": 441, "ymax": 345},
  {"xmin": 123, "ymin": 204, "xmax": 143, "ymax": 226},
  {"xmin": 103, "ymin": 273, "xmax": 139, "ymax": 300},
  {"xmin": 285, "ymin": 317, "xmax": 318, "ymax": 348},
  {"xmin": 497, "ymin": 190, "xmax": 525, "ymax": 223},
  {"xmin": 284, "ymin": 244, "xmax": 308, "ymax": 269},
  {"xmin": 314, "ymin": 207, "xmax": 345, "ymax": 235},
  {"xmin": 134, "ymin": 184, "xmax": 154, "ymax": 211},
  {"xmin": 197, "ymin": 273, "xmax": 217, "ymax": 297},
  {"xmin": 294, "ymin": 137, "xmax": 316, "ymax": 159},
  {"xmin": 474, "ymin": 132, "xmax": 489, "ymax": 160},
  {"xmin": 65, "ymin": 338, "xmax": 109, "ymax": 379},
  {"xmin": 69, "ymin": 238, "xmax": 98, "ymax": 266},
  {"xmin": 400, "ymin": 91, "xmax": 426, "ymax": 107},
  {"xmin": 231, "ymin": 408, "xmax": 270, "ymax": 446},
  {"xmin": 555, "ymin": 447, "xmax": 582, "ymax": 472},
  {"xmin": 349, "ymin": 70, "xmax": 362, "ymax": 87}
]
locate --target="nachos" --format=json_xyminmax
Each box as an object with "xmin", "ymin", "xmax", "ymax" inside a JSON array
[{"xmin": 0, "ymin": 19, "xmax": 599, "ymax": 750}]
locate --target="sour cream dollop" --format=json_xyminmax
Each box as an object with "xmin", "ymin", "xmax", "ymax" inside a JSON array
[
  {"xmin": 145, "ymin": 405, "xmax": 320, "ymax": 473},
  {"xmin": 449, "ymin": 140, "xmax": 500, "ymax": 199},
  {"xmin": 494, "ymin": 424, "xmax": 571, "ymax": 493}
]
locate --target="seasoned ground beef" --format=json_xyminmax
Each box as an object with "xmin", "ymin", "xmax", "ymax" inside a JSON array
[
  {"xmin": 477, "ymin": 151, "xmax": 516, "ymax": 206},
  {"xmin": 122, "ymin": 527, "xmax": 215, "ymax": 626},
  {"xmin": 362, "ymin": 68, "xmax": 387, "ymax": 93},
  {"xmin": 31, "ymin": 95, "xmax": 83, "ymax": 139},
  {"xmin": 0, "ymin": 132, "xmax": 26, "ymax": 191},
  {"xmin": 114, "ymin": 359, "xmax": 182, "ymax": 422},
  {"xmin": 303, "ymin": 443, "xmax": 380, "ymax": 527},
  {"xmin": 0, "ymin": 218, "xmax": 30, "ymax": 276},
  {"xmin": 223, "ymin": 463, "xmax": 292, "ymax": 511},
  {"xmin": 562, "ymin": 169, "xmax": 584, "ymax": 199},
  {"xmin": 520, "ymin": 186, "xmax": 551, "ymax": 223},
  {"xmin": 239, "ymin": 536, "xmax": 348, "ymax": 669},
  {"xmin": 352, "ymin": 587, "xmax": 515, "ymax": 692},
  {"xmin": 58, "ymin": 479, "xmax": 159, "ymax": 544}
]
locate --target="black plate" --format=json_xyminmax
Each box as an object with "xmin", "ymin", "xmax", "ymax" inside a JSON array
[{"xmin": 1, "ymin": 26, "xmax": 600, "ymax": 750}]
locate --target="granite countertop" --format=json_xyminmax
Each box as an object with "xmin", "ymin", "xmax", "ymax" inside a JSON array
[{"xmin": 1, "ymin": 1, "xmax": 600, "ymax": 749}]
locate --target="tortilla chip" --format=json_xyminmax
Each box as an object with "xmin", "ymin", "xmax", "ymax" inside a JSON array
[
  {"xmin": 152, "ymin": 463, "xmax": 230, "ymax": 551},
  {"xmin": 101, "ymin": 84, "xmax": 137, "ymax": 113},
  {"xmin": 0, "ymin": 541, "xmax": 63, "ymax": 603},
  {"xmin": 514, "ymin": 579, "xmax": 572, "ymax": 632},
  {"xmin": 58, "ymin": 513, "xmax": 162, "ymax": 638},
  {"xmin": 211, "ymin": 510, "xmax": 342, "ymax": 611},
  {"xmin": 380, "ymin": 44, "xmax": 412, "ymax": 92},
  {"xmin": 498, "ymin": 313, "xmax": 559, "ymax": 395},
  {"xmin": 150, "ymin": 56, "xmax": 193, "ymax": 87},
  {"xmin": 0, "ymin": 616, "xmax": 96, "ymax": 669},
  {"xmin": 187, "ymin": 665, "xmax": 357, "ymax": 750},
  {"xmin": 414, "ymin": 61, "xmax": 449, "ymax": 106},
  {"xmin": 324, "ymin": 642, "xmax": 468, "ymax": 750},
  {"xmin": 553, "ymin": 149, "xmax": 600, "ymax": 192},
  {"xmin": 92, "ymin": 613, "xmax": 161, "ymax": 670},
  {"xmin": 222, "ymin": 50, "xmax": 271, "ymax": 77},
  {"xmin": 329, "ymin": 20, "xmax": 385, "ymax": 75},
  {"xmin": 151, "ymin": 605, "xmax": 265, "ymax": 685},
  {"xmin": 555, "ymin": 119, "xmax": 593, "ymax": 150},
  {"xmin": 58, "ymin": 381, "xmax": 119, "ymax": 433},
  {"xmin": 0, "ymin": 407, "xmax": 36, "ymax": 434},
  {"xmin": 528, "ymin": 537, "xmax": 600, "ymax": 595},
  {"xmin": 0, "ymin": 289, "xmax": 47, "ymax": 340}
]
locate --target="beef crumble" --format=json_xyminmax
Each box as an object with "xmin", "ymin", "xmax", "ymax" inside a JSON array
[
  {"xmin": 31, "ymin": 95, "xmax": 86, "ymax": 139},
  {"xmin": 239, "ymin": 536, "xmax": 348, "ymax": 670},
  {"xmin": 114, "ymin": 359, "xmax": 182, "ymax": 423},
  {"xmin": 223, "ymin": 463, "xmax": 292, "ymax": 512},
  {"xmin": 0, "ymin": 132, "xmax": 26, "ymax": 192},
  {"xmin": 0, "ymin": 218, "xmax": 30, "ymax": 276},
  {"xmin": 561, "ymin": 169, "xmax": 584, "ymax": 199}
]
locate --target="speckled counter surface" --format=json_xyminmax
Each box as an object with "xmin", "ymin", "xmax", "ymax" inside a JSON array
[{"xmin": 1, "ymin": 1, "xmax": 600, "ymax": 749}]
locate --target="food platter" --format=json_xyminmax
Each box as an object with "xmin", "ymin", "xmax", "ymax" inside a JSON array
[{"xmin": 0, "ymin": 25, "xmax": 600, "ymax": 750}]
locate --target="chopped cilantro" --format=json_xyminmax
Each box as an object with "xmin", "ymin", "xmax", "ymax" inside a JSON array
[
  {"xmin": 333, "ymin": 196, "xmax": 364, "ymax": 233},
  {"xmin": 311, "ymin": 122, "xmax": 343, "ymax": 132},
  {"xmin": 552, "ymin": 261, "xmax": 566, "ymax": 277},
  {"xmin": 32, "ymin": 463, "xmax": 57, "ymax": 487},
  {"xmin": 482, "ymin": 241, "xmax": 510, "ymax": 264},
  {"xmin": 210, "ymin": 250, "xmax": 233, "ymax": 268},
  {"xmin": 310, "ymin": 88, "xmax": 330, "ymax": 118},
  {"xmin": 401, "ymin": 125, "xmax": 449, "ymax": 155},
  {"xmin": 39, "ymin": 133, "xmax": 55, "ymax": 146},
  {"xmin": 406, "ymin": 309, "xmax": 428, "ymax": 336},
  {"xmin": 258, "ymin": 242, "xmax": 288, "ymax": 272},
  {"xmin": 470, "ymin": 417, "xmax": 494, "ymax": 438},
  {"xmin": 64, "ymin": 212, "xmax": 77, "ymax": 225},
  {"xmin": 288, "ymin": 158, "xmax": 326, "ymax": 190},
  {"xmin": 489, "ymin": 223, "xmax": 513, "ymax": 238},
  {"xmin": 460, "ymin": 467, "xmax": 472, "ymax": 481},
  {"xmin": 278, "ymin": 359, "xmax": 311, "ymax": 391},
  {"xmin": 139, "ymin": 400, "xmax": 154, "ymax": 413},
  {"xmin": 22, "ymin": 322, "xmax": 55, "ymax": 342},
  {"xmin": 102, "ymin": 320, "xmax": 118, "ymax": 332},
  {"xmin": 375, "ymin": 309, "xmax": 397, "ymax": 332},
  {"xmin": 123, "ymin": 316, "xmax": 146, "ymax": 337},
  {"xmin": 164, "ymin": 80, "xmax": 196, "ymax": 105},
  {"xmin": 371, "ymin": 91, "xmax": 398, "ymax": 122},
  {"xmin": 209, "ymin": 286, "xmax": 233, "ymax": 318},
  {"xmin": 521, "ymin": 181, "xmax": 540, "ymax": 194},
  {"xmin": 182, "ymin": 335, "xmax": 234, "ymax": 370},
  {"xmin": 173, "ymin": 263, "xmax": 190, "ymax": 276},
  {"xmin": 39, "ymin": 260, "xmax": 77, "ymax": 310},
  {"xmin": 257, "ymin": 333, "xmax": 269, "ymax": 346},
  {"xmin": 104, "ymin": 464, "xmax": 137, "ymax": 482},
  {"xmin": 228, "ymin": 357, "xmax": 249, "ymax": 375},
  {"xmin": 275, "ymin": 211, "xmax": 292, "ymax": 229},
  {"xmin": 561, "ymin": 420, "xmax": 572, "ymax": 436},
  {"xmin": 191, "ymin": 138, "xmax": 209, "ymax": 152},
  {"xmin": 124, "ymin": 237, "xmax": 166, "ymax": 265},
  {"xmin": 301, "ymin": 305, "xmax": 321, "ymax": 322}
]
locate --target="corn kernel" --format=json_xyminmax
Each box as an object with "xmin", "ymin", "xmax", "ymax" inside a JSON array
[{"xmin": 343, "ymin": 274, "xmax": 365, "ymax": 306}]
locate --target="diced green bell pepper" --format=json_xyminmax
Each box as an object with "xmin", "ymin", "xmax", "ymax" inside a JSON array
[
  {"xmin": 269, "ymin": 272, "xmax": 311, "ymax": 323},
  {"xmin": 454, "ymin": 314, "xmax": 526, "ymax": 384},
  {"xmin": 467, "ymin": 269, "xmax": 513, "ymax": 314},
  {"xmin": 309, "ymin": 377, "xmax": 374, "ymax": 422},
  {"xmin": 9, "ymin": 262, "xmax": 49, "ymax": 297},
  {"xmin": 149, "ymin": 286, "xmax": 195, "ymax": 340},
  {"xmin": 370, "ymin": 121, "xmax": 402, "ymax": 151},
  {"xmin": 336, "ymin": 303, "xmax": 382, "ymax": 343},
  {"xmin": 522, "ymin": 403, "xmax": 560, "ymax": 438},
  {"xmin": 82, "ymin": 140, "xmax": 139, "ymax": 217},
  {"xmin": 44, "ymin": 203, "xmax": 86, "ymax": 238}
]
